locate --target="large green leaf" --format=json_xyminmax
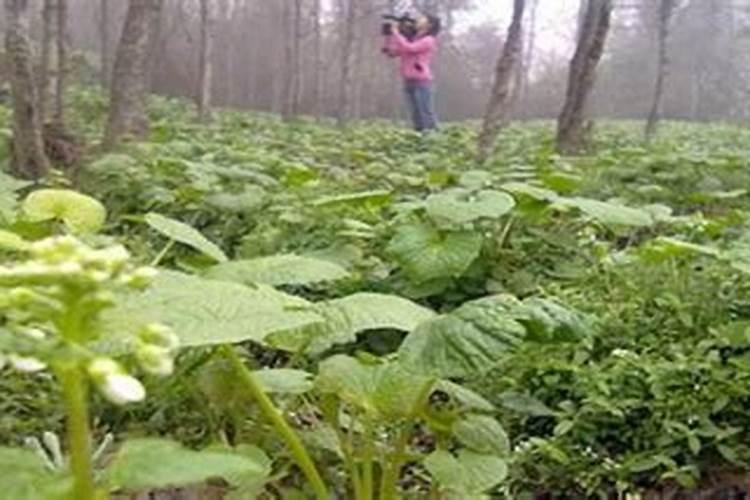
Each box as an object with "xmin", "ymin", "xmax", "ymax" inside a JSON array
[
  {"xmin": 267, "ymin": 292, "xmax": 435, "ymax": 354},
  {"xmin": 425, "ymin": 450, "xmax": 507, "ymax": 496},
  {"xmin": 205, "ymin": 254, "xmax": 350, "ymax": 287},
  {"xmin": 398, "ymin": 295, "xmax": 591, "ymax": 378},
  {"xmin": 0, "ymin": 447, "xmax": 70, "ymax": 500},
  {"xmin": 453, "ymin": 415, "xmax": 510, "ymax": 456},
  {"xmin": 426, "ymin": 189, "xmax": 515, "ymax": 226},
  {"xmin": 313, "ymin": 190, "xmax": 392, "ymax": 209},
  {"xmin": 398, "ymin": 295, "xmax": 526, "ymax": 378},
  {"xmin": 316, "ymin": 355, "xmax": 434, "ymax": 421},
  {"xmin": 105, "ymin": 439, "xmax": 268, "ymax": 491},
  {"xmin": 434, "ymin": 380, "xmax": 495, "ymax": 412},
  {"xmin": 23, "ymin": 189, "xmax": 107, "ymax": 234},
  {"xmin": 387, "ymin": 221, "xmax": 483, "ymax": 283},
  {"xmin": 562, "ymin": 197, "xmax": 653, "ymax": 227},
  {"xmin": 518, "ymin": 298, "xmax": 592, "ymax": 343},
  {"xmin": 102, "ymin": 271, "xmax": 321, "ymax": 348},
  {"xmin": 144, "ymin": 212, "xmax": 228, "ymax": 262},
  {"xmin": 253, "ymin": 369, "xmax": 314, "ymax": 394}
]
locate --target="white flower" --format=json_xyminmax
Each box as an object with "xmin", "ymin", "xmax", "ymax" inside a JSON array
[
  {"xmin": 9, "ymin": 355, "xmax": 46, "ymax": 372},
  {"xmin": 136, "ymin": 344, "xmax": 174, "ymax": 376},
  {"xmin": 98, "ymin": 373, "xmax": 146, "ymax": 405},
  {"xmin": 20, "ymin": 327, "xmax": 46, "ymax": 340},
  {"xmin": 88, "ymin": 358, "xmax": 146, "ymax": 405}
]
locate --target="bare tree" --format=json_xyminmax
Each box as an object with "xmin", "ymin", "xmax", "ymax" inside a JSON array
[
  {"xmin": 40, "ymin": 0, "xmax": 57, "ymax": 123},
  {"xmin": 556, "ymin": 0, "xmax": 613, "ymax": 154},
  {"xmin": 644, "ymin": 0, "xmax": 677, "ymax": 140},
  {"xmin": 55, "ymin": 0, "xmax": 67, "ymax": 124},
  {"xmin": 282, "ymin": 0, "xmax": 302, "ymax": 120},
  {"xmin": 5, "ymin": 0, "xmax": 49, "ymax": 178},
  {"xmin": 517, "ymin": 0, "xmax": 539, "ymax": 113},
  {"xmin": 477, "ymin": 0, "xmax": 526, "ymax": 161},
  {"xmin": 312, "ymin": 0, "xmax": 323, "ymax": 117},
  {"xmin": 337, "ymin": 0, "xmax": 357, "ymax": 126},
  {"xmin": 99, "ymin": 0, "xmax": 110, "ymax": 87},
  {"xmin": 197, "ymin": 0, "xmax": 214, "ymax": 123},
  {"xmin": 105, "ymin": 0, "xmax": 162, "ymax": 149}
]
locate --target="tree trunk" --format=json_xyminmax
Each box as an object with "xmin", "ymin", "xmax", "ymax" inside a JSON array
[
  {"xmin": 40, "ymin": 0, "xmax": 57, "ymax": 123},
  {"xmin": 282, "ymin": 0, "xmax": 302, "ymax": 121},
  {"xmin": 337, "ymin": 0, "xmax": 356, "ymax": 126},
  {"xmin": 54, "ymin": 0, "xmax": 67, "ymax": 125},
  {"xmin": 477, "ymin": 0, "xmax": 526, "ymax": 162},
  {"xmin": 292, "ymin": 0, "xmax": 302, "ymax": 116},
  {"xmin": 644, "ymin": 0, "xmax": 677, "ymax": 141},
  {"xmin": 99, "ymin": 0, "xmax": 110, "ymax": 88},
  {"xmin": 104, "ymin": 0, "xmax": 162, "ymax": 149},
  {"xmin": 197, "ymin": 0, "xmax": 214, "ymax": 123},
  {"xmin": 312, "ymin": 0, "xmax": 323, "ymax": 118},
  {"xmin": 146, "ymin": 0, "xmax": 163, "ymax": 91},
  {"xmin": 556, "ymin": 0, "xmax": 613, "ymax": 155},
  {"xmin": 518, "ymin": 0, "xmax": 539, "ymax": 115},
  {"xmin": 5, "ymin": 0, "xmax": 49, "ymax": 178}
]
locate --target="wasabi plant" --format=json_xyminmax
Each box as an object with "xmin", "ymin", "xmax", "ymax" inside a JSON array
[{"xmin": 0, "ymin": 233, "xmax": 175, "ymax": 499}]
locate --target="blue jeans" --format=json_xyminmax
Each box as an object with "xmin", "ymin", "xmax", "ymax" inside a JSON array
[{"xmin": 405, "ymin": 80, "xmax": 438, "ymax": 132}]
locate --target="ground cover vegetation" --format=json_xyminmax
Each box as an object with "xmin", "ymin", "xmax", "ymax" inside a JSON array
[{"xmin": 3, "ymin": 89, "xmax": 750, "ymax": 498}]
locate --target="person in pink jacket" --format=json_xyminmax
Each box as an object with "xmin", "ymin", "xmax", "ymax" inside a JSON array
[{"xmin": 382, "ymin": 15, "xmax": 441, "ymax": 132}]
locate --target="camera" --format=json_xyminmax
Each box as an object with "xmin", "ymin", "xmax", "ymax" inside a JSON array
[{"xmin": 381, "ymin": 14, "xmax": 417, "ymax": 40}]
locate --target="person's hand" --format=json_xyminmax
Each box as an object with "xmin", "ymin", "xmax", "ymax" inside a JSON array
[{"xmin": 392, "ymin": 22, "xmax": 400, "ymax": 34}]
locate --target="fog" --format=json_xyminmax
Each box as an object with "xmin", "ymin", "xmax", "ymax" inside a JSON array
[{"xmin": 10, "ymin": 0, "xmax": 750, "ymax": 123}]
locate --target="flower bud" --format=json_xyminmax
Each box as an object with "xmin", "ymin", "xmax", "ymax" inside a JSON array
[
  {"xmin": 88, "ymin": 358, "xmax": 146, "ymax": 405},
  {"xmin": 136, "ymin": 344, "xmax": 174, "ymax": 376},
  {"xmin": 98, "ymin": 373, "xmax": 146, "ymax": 405},
  {"xmin": 20, "ymin": 327, "xmax": 46, "ymax": 340},
  {"xmin": 138, "ymin": 323, "xmax": 179, "ymax": 351},
  {"xmin": 9, "ymin": 355, "xmax": 46, "ymax": 372},
  {"xmin": 122, "ymin": 267, "xmax": 158, "ymax": 289}
]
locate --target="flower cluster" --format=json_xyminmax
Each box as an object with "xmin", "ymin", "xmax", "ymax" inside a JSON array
[{"xmin": 0, "ymin": 235, "xmax": 178, "ymax": 405}]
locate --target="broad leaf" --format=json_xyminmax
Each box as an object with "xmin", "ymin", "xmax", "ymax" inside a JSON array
[
  {"xmin": 425, "ymin": 450, "xmax": 507, "ymax": 495},
  {"xmin": 453, "ymin": 415, "xmax": 510, "ymax": 456},
  {"xmin": 105, "ymin": 439, "xmax": 267, "ymax": 491},
  {"xmin": 0, "ymin": 447, "xmax": 70, "ymax": 500},
  {"xmin": 253, "ymin": 369, "xmax": 314, "ymax": 394},
  {"xmin": 102, "ymin": 271, "xmax": 320, "ymax": 348},
  {"xmin": 205, "ymin": 255, "xmax": 350, "ymax": 287},
  {"xmin": 23, "ymin": 189, "xmax": 106, "ymax": 234},
  {"xmin": 316, "ymin": 355, "xmax": 433, "ymax": 421},
  {"xmin": 313, "ymin": 190, "xmax": 392, "ymax": 209},
  {"xmin": 398, "ymin": 295, "xmax": 590, "ymax": 378},
  {"xmin": 144, "ymin": 212, "xmax": 228, "ymax": 262},
  {"xmin": 500, "ymin": 182, "xmax": 559, "ymax": 202},
  {"xmin": 563, "ymin": 197, "xmax": 653, "ymax": 227},
  {"xmin": 388, "ymin": 221, "xmax": 482, "ymax": 283},
  {"xmin": 426, "ymin": 189, "xmax": 515, "ymax": 226},
  {"xmin": 518, "ymin": 298, "xmax": 592, "ymax": 343},
  {"xmin": 398, "ymin": 295, "xmax": 526, "ymax": 378},
  {"xmin": 267, "ymin": 292, "xmax": 435, "ymax": 354},
  {"xmin": 434, "ymin": 380, "xmax": 495, "ymax": 412}
]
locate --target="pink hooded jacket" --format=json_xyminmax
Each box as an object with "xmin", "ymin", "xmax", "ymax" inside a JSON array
[{"xmin": 383, "ymin": 33, "xmax": 437, "ymax": 82}]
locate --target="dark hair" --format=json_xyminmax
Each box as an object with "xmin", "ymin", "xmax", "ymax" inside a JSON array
[{"xmin": 424, "ymin": 15, "xmax": 442, "ymax": 37}]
